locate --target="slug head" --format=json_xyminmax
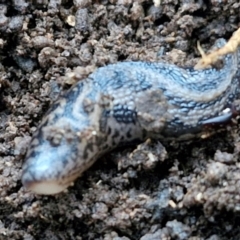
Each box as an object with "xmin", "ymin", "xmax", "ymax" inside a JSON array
[{"xmin": 21, "ymin": 124, "xmax": 94, "ymax": 195}]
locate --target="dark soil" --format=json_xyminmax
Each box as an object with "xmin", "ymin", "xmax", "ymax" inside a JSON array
[{"xmin": 0, "ymin": 0, "xmax": 240, "ymax": 239}]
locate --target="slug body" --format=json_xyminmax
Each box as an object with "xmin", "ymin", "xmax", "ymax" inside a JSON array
[{"xmin": 22, "ymin": 39, "xmax": 239, "ymax": 194}]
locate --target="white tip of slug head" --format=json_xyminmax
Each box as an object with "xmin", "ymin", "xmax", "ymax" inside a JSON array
[
  {"xmin": 21, "ymin": 143, "xmax": 76, "ymax": 195},
  {"xmin": 21, "ymin": 156, "xmax": 67, "ymax": 195},
  {"xmin": 21, "ymin": 163, "xmax": 71, "ymax": 195},
  {"xmin": 21, "ymin": 156, "xmax": 79, "ymax": 195},
  {"xmin": 21, "ymin": 129, "xmax": 83, "ymax": 195},
  {"xmin": 22, "ymin": 175, "xmax": 68, "ymax": 195}
]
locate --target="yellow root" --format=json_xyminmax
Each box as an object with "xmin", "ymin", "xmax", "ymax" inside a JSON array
[{"xmin": 194, "ymin": 27, "xmax": 240, "ymax": 69}]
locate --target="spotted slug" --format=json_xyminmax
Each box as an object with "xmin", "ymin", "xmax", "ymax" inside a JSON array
[{"xmin": 21, "ymin": 39, "xmax": 239, "ymax": 195}]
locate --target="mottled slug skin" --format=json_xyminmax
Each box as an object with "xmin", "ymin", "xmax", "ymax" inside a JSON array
[{"xmin": 22, "ymin": 39, "xmax": 239, "ymax": 194}]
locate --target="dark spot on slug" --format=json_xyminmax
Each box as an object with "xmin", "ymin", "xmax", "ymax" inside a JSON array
[
  {"xmin": 126, "ymin": 129, "xmax": 132, "ymax": 139},
  {"xmin": 113, "ymin": 130, "xmax": 120, "ymax": 139},
  {"xmin": 107, "ymin": 127, "xmax": 112, "ymax": 135}
]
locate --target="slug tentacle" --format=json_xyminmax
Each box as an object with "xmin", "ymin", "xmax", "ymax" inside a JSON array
[{"xmin": 22, "ymin": 39, "xmax": 239, "ymax": 195}]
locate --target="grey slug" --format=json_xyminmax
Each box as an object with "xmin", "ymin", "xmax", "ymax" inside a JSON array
[{"xmin": 21, "ymin": 39, "xmax": 239, "ymax": 195}]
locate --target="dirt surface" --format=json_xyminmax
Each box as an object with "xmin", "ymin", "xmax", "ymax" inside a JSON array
[{"xmin": 0, "ymin": 0, "xmax": 240, "ymax": 239}]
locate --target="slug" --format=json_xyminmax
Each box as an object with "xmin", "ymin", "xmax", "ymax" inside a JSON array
[{"xmin": 22, "ymin": 39, "xmax": 239, "ymax": 195}]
